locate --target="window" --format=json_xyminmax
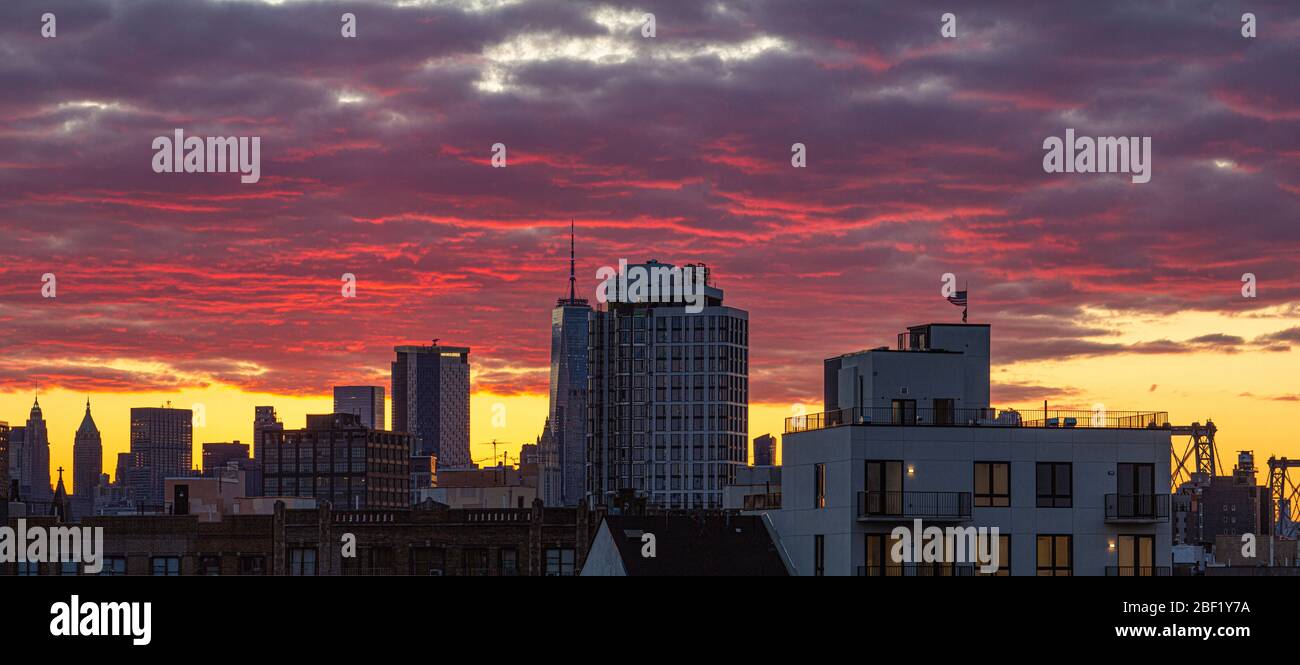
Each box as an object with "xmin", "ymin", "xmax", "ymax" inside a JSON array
[
  {"xmin": 100, "ymin": 557, "xmax": 127, "ymax": 576},
  {"xmin": 1036, "ymin": 535, "xmax": 1072, "ymax": 576},
  {"xmin": 463, "ymin": 548, "xmax": 490, "ymax": 576},
  {"xmin": 891, "ymin": 399, "xmax": 916, "ymax": 425},
  {"xmin": 1117, "ymin": 535, "xmax": 1155, "ymax": 576},
  {"xmin": 151, "ymin": 556, "xmax": 180, "ymax": 576},
  {"xmin": 545, "ymin": 548, "xmax": 575, "ymax": 576},
  {"xmin": 933, "ymin": 398, "xmax": 955, "ymax": 425},
  {"xmin": 289, "ymin": 548, "xmax": 317, "ymax": 576},
  {"xmin": 199, "ymin": 556, "xmax": 221, "ymax": 576},
  {"xmin": 977, "ymin": 534, "xmax": 1011, "ymax": 576},
  {"xmin": 814, "ymin": 535, "xmax": 825, "ymax": 576},
  {"xmin": 865, "ymin": 460, "xmax": 904, "ymax": 515},
  {"xmin": 864, "ymin": 533, "xmax": 905, "ymax": 576},
  {"xmin": 499, "ymin": 548, "xmax": 519, "ymax": 576},
  {"xmin": 60, "ymin": 561, "xmax": 80, "ymax": 576},
  {"xmin": 1036, "ymin": 462, "xmax": 1072, "ymax": 508},
  {"xmin": 18, "ymin": 561, "xmax": 40, "ymax": 576},
  {"xmin": 974, "ymin": 462, "xmax": 1010, "ymax": 507},
  {"xmin": 239, "ymin": 556, "xmax": 266, "ymax": 576},
  {"xmin": 813, "ymin": 463, "xmax": 826, "ymax": 508},
  {"xmin": 410, "ymin": 547, "xmax": 446, "ymax": 576}
]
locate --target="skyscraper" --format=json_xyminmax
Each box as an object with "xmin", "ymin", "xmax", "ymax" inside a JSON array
[
  {"xmin": 73, "ymin": 399, "xmax": 103, "ymax": 518},
  {"xmin": 752, "ymin": 433, "xmax": 777, "ymax": 467},
  {"xmin": 8, "ymin": 426, "xmax": 25, "ymax": 500},
  {"xmin": 391, "ymin": 343, "xmax": 470, "ymax": 468},
  {"xmin": 0, "ymin": 421, "xmax": 9, "ymax": 521},
  {"xmin": 129, "ymin": 406, "xmax": 193, "ymax": 509},
  {"xmin": 586, "ymin": 261, "xmax": 749, "ymax": 510},
  {"xmin": 23, "ymin": 396, "xmax": 51, "ymax": 501},
  {"xmin": 541, "ymin": 222, "xmax": 591, "ymax": 506},
  {"xmin": 334, "ymin": 386, "xmax": 386, "ymax": 430}
]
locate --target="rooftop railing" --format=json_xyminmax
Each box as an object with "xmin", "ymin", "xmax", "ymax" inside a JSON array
[{"xmin": 786, "ymin": 407, "xmax": 1169, "ymax": 434}]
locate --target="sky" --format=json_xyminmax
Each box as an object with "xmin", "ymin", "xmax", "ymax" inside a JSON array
[{"xmin": 1, "ymin": 0, "xmax": 1298, "ymax": 494}]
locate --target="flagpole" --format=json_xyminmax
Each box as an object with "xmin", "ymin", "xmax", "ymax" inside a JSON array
[{"xmin": 963, "ymin": 281, "xmax": 968, "ymax": 323}]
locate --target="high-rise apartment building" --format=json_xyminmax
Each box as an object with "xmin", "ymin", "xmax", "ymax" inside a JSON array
[
  {"xmin": 334, "ymin": 386, "xmax": 385, "ymax": 430},
  {"xmin": 262, "ymin": 412, "xmax": 410, "ymax": 509},
  {"xmin": 391, "ymin": 343, "xmax": 470, "ymax": 468},
  {"xmin": 586, "ymin": 261, "xmax": 749, "ymax": 510}
]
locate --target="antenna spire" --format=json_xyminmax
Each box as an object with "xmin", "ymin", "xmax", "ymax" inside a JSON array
[{"xmin": 569, "ymin": 219, "xmax": 576, "ymax": 302}]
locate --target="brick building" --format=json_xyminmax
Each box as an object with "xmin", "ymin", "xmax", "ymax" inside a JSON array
[{"xmin": 4, "ymin": 500, "xmax": 592, "ymax": 576}]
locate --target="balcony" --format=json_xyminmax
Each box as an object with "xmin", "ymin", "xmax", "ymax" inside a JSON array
[
  {"xmin": 857, "ymin": 491, "xmax": 971, "ymax": 521},
  {"xmin": 742, "ymin": 492, "xmax": 782, "ymax": 510},
  {"xmin": 857, "ymin": 563, "xmax": 976, "ymax": 576},
  {"xmin": 1105, "ymin": 566, "xmax": 1171, "ymax": 577},
  {"xmin": 786, "ymin": 406, "xmax": 1169, "ymax": 434},
  {"xmin": 1105, "ymin": 494, "xmax": 1170, "ymax": 523}
]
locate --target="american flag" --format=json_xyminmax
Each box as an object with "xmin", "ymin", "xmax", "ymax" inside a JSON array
[{"xmin": 947, "ymin": 290, "xmax": 967, "ymax": 307}]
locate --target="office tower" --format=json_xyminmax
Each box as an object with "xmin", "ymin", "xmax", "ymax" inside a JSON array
[
  {"xmin": 752, "ymin": 433, "xmax": 777, "ymax": 467},
  {"xmin": 73, "ymin": 399, "xmax": 103, "ymax": 518},
  {"xmin": 23, "ymin": 396, "xmax": 51, "ymax": 501},
  {"xmin": 6, "ymin": 425, "xmax": 21, "ymax": 500},
  {"xmin": 0, "ymin": 421, "xmax": 8, "ymax": 521},
  {"xmin": 129, "ymin": 406, "xmax": 193, "ymax": 509},
  {"xmin": 334, "ymin": 386, "xmax": 385, "ymax": 430},
  {"xmin": 586, "ymin": 261, "xmax": 749, "ymax": 510},
  {"xmin": 391, "ymin": 343, "xmax": 470, "ymax": 468},
  {"xmin": 202, "ymin": 441, "xmax": 250, "ymax": 474},
  {"xmin": 262, "ymin": 412, "xmax": 410, "ymax": 509},
  {"xmin": 542, "ymin": 222, "xmax": 591, "ymax": 506},
  {"xmin": 249, "ymin": 405, "xmax": 280, "ymax": 462}
]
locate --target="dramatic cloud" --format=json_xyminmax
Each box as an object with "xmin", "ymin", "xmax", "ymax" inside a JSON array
[{"xmin": 1, "ymin": 0, "xmax": 1298, "ymax": 411}]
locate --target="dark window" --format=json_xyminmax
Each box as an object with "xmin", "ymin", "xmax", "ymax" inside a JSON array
[
  {"xmin": 864, "ymin": 533, "xmax": 905, "ymax": 576},
  {"xmin": 289, "ymin": 548, "xmax": 316, "ymax": 576},
  {"xmin": 974, "ymin": 462, "xmax": 1010, "ymax": 507},
  {"xmin": 891, "ymin": 399, "xmax": 916, "ymax": 425},
  {"xmin": 199, "ymin": 556, "xmax": 221, "ymax": 576},
  {"xmin": 545, "ymin": 548, "xmax": 575, "ymax": 577},
  {"xmin": 100, "ymin": 557, "xmax": 127, "ymax": 576},
  {"xmin": 813, "ymin": 463, "xmax": 827, "ymax": 508},
  {"xmin": 865, "ymin": 460, "xmax": 904, "ymax": 515},
  {"xmin": 933, "ymin": 398, "xmax": 955, "ymax": 425},
  {"xmin": 814, "ymin": 535, "xmax": 825, "ymax": 576},
  {"xmin": 1036, "ymin": 462, "xmax": 1072, "ymax": 508},
  {"xmin": 499, "ymin": 548, "xmax": 519, "ymax": 576},
  {"xmin": 1036, "ymin": 535, "xmax": 1072, "ymax": 576},
  {"xmin": 151, "ymin": 556, "xmax": 180, "ymax": 576},
  {"xmin": 410, "ymin": 547, "xmax": 446, "ymax": 576},
  {"xmin": 463, "ymin": 548, "xmax": 490, "ymax": 576},
  {"xmin": 238, "ymin": 556, "xmax": 265, "ymax": 576},
  {"xmin": 1118, "ymin": 463, "xmax": 1155, "ymax": 496}
]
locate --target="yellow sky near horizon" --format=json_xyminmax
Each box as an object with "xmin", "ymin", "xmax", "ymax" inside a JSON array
[{"xmin": 4, "ymin": 308, "xmax": 1299, "ymax": 495}]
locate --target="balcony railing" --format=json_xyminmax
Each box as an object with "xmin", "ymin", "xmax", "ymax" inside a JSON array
[
  {"xmin": 1105, "ymin": 494, "xmax": 1170, "ymax": 522},
  {"xmin": 857, "ymin": 491, "xmax": 971, "ymax": 521},
  {"xmin": 1105, "ymin": 566, "xmax": 1171, "ymax": 577},
  {"xmin": 857, "ymin": 563, "xmax": 976, "ymax": 577},
  {"xmin": 742, "ymin": 492, "xmax": 782, "ymax": 510},
  {"xmin": 786, "ymin": 407, "xmax": 1169, "ymax": 434}
]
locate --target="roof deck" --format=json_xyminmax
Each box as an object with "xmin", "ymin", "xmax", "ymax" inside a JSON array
[{"xmin": 784, "ymin": 406, "xmax": 1169, "ymax": 434}]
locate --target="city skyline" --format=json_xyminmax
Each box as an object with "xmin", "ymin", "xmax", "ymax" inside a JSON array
[{"xmin": 2, "ymin": 0, "xmax": 1300, "ymax": 489}]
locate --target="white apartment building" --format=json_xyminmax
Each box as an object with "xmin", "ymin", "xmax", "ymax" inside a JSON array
[{"xmin": 772, "ymin": 323, "xmax": 1172, "ymax": 576}]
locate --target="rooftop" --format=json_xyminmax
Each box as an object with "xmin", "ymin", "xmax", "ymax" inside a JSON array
[{"xmin": 785, "ymin": 406, "xmax": 1170, "ymax": 434}]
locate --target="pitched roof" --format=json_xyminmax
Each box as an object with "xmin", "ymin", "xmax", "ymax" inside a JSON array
[{"xmin": 599, "ymin": 514, "xmax": 788, "ymax": 576}]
